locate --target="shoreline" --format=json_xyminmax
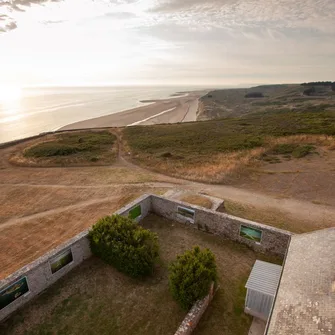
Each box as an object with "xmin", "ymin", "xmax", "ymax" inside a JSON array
[{"xmin": 60, "ymin": 90, "xmax": 207, "ymax": 130}]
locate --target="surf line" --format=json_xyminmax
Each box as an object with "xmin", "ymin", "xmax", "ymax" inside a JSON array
[{"xmin": 127, "ymin": 107, "xmax": 177, "ymax": 126}]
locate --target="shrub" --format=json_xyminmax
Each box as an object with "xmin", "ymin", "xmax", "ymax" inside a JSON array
[
  {"xmin": 292, "ymin": 145, "xmax": 315, "ymax": 158},
  {"xmin": 303, "ymin": 87, "xmax": 316, "ymax": 96},
  {"xmin": 168, "ymin": 246, "xmax": 217, "ymax": 310},
  {"xmin": 271, "ymin": 143, "xmax": 298, "ymax": 155},
  {"xmin": 88, "ymin": 214, "xmax": 159, "ymax": 278},
  {"xmin": 245, "ymin": 92, "xmax": 264, "ymax": 98},
  {"xmin": 270, "ymin": 144, "xmax": 314, "ymax": 158},
  {"xmin": 24, "ymin": 143, "xmax": 79, "ymax": 157},
  {"xmin": 24, "ymin": 131, "xmax": 116, "ymax": 158}
]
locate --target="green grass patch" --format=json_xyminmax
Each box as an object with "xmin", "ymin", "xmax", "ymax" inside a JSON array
[
  {"xmin": 268, "ymin": 144, "xmax": 315, "ymax": 158},
  {"xmin": 292, "ymin": 145, "xmax": 315, "ymax": 158},
  {"xmin": 24, "ymin": 131, "xmax": 116, "ymax": 158},
  {"xmin": 124, "ymin": 109, "xmax": 335, "ymax": 163},
  {"xmin": 271, "ymin": 143, "xmax": 298, "ymax": 155}
]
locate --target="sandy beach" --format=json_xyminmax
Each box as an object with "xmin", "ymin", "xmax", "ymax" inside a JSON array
[{"xmin": 60, "ymin": 90, "xmax": 206, "ymax": 130}]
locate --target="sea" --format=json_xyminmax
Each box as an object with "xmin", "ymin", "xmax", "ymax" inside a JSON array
[{"xmin": 0, "ymin": 86, "xmax": 198, "ymax": 144}]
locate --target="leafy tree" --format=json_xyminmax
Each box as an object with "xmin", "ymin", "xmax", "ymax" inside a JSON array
[
  {"xmin": 88, "ymin": 214, "xmax": 159, "ymax": 278},
  {"xmin": 168, "ymin": 246, "xmax": 217, "ymax": 310}
]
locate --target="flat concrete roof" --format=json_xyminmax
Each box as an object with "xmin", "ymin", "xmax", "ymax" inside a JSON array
[{"xmin": 267, "ymin": 228, "xmax": 335, "ymax": 334}]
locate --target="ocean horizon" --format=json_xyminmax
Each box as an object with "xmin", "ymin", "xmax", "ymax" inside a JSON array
[{"xmin": 0, "ymin": 86, "xmax": 205, "ymax": 144}]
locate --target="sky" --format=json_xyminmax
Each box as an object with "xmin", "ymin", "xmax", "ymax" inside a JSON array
[{"xmin": 0, "ymin": 0, "xmax": 335, "ymax": 87}]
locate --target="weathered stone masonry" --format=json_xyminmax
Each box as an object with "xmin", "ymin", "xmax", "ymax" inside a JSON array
[
  {"xmin": 151, "ymin": 195, "xmax": 292, "ymax": 257},
  {"xmin": 0, "ymin": 194, "xmax": 291, "ymax": 322}
]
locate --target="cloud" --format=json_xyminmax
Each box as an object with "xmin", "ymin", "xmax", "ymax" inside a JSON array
[
  {"xmin": 4, "ymin": 0, "xmax": 62, "ymax": 11},
  {"xmin": 102, "ymin": 11, "xmax": 137, "ymax": 19},
  {"xmin": 0, "ymin": 12, "xmax": 19, "ymax": 33},
  {"xmin": 150, "ymin": 0, "xmax": 335, "ymax": 33},
  {"xmin": 5, "ymin": 21, "xmax": 18, "ymax": 30},
  {"xmin": 0, "ymin": 0, "xmax": 63, "ymax": 32},
  {"xmin": 41, "ymin": 19, "xmax": 65, "ymax": 25},
  {"xmin": 0, "ymin": 20, "xmax": 18, "ymax": 33}
]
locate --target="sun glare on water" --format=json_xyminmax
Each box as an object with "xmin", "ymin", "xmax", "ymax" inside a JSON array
[
  {"xmin": 0, "ymin": 85, "xmax": 22, "ymax": 124},
  {"xmin": 0, "ymin": 85, "xmax": 22, "ymax": 103}
]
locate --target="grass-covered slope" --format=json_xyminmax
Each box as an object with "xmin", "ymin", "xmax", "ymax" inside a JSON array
[
  {"xmin": 124, "ymin": 109, "xmax": 335, "ymax": 182},
  {"xmin": 16, "ymin": 131, "xmax": 117, "ymax": 166},
  {"xmin": 125, "ymin": 109, "xmax": 335, "ymax": 156}
]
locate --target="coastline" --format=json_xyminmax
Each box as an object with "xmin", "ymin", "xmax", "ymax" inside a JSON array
[{"xmin": 60, "ymin": 90, "xmax": 207, "ymax": 130}]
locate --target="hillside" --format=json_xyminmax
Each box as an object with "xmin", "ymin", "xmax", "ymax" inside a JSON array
[
  {"xmin": 124, "ymin": 99, "xmax": 335, "ymax": 204},
  {"xmin": 197, "ymin": 84, "xmax": 335, "ymax": 120}
]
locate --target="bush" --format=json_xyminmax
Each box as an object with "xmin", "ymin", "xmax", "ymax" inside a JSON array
[
  {"xmin": 303, "ymin": 87, "xmax": 316, "ymax": 96},
  {"xmin": 270, "ymin": 143, "xmax": 314, "ymax": 158},
  {"xmin": 88, "ymin": 214, "xmax": 159, "ymax": 278},
  {"xmin": 24, "ymin": 131, "xmax": 116, "ymax": 158},
  {"xmin": 292, "ymin": 145, "xmax": 314, "ymax": 158},
  {"xmin": 271, "ymin": 143, "xmax": 298, "ymax": 155},
  {"xmin": 168, "ymin": 246, "xmax": 217, "ymax": 310},
  {"xmin": 24, "ymin": 143, "xmax": 79, "ymax": 157},
  {"xmin": 245, "ymin": 92, "xmax": 264, "ymax": 98}
]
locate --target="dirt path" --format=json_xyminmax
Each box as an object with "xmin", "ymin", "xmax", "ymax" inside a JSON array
[
  {"xmin": 1, "ymin": 133, "xmax": 335, "ymax": 231},
  {"xmin": 0, "ymin": 196, "xmax": 121, "ymax": 230},
  {"xmin": 116, "ymin": 137, "xmax": 335, "ymax": 225},
  {"xmin": 1, "ymin": 178, "xmax": 335, "ymax": 229}
]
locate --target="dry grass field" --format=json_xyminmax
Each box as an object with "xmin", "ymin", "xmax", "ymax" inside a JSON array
[
  {"xmin": 1, "ymin": 214, "xmax": 281, "ymax": 335},
  {"xmin": 1, "ymin": 115, "xmax": 335, "ymax": 279},
  {"xmin": 0, "ymin": 137, "xmax": 171, "ymax": 279},
  {"xmin": 125, "ymin": 83, "xmax": 335, "ymax": 188},
  {"xmin": 180, "ymin": 194, "xmax": 213, "ymax": 209}
]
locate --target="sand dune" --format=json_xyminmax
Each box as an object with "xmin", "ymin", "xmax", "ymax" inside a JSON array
[{"xmin": 60, "ymin": 90, "xmax": 206, "ymax": 130}]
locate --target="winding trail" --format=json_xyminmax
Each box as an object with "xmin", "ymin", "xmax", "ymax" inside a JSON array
[{"xmin": 1, "ymin": 131, "xmax": 335, "ymax": 230}]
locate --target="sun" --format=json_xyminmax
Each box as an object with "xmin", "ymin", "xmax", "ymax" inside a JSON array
[{"xmin": 0, "ymin": 85, "xmax": 22, "ymax": 103}]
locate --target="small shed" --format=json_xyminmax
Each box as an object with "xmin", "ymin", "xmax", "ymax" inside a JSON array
[{"xmin": 245, "ymin": 260, "xmax": 282, "ymax": 321}]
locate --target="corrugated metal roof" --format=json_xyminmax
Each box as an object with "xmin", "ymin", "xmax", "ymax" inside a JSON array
[{"xmin": 245, "ymin": 260, "xmax": 282, "ymax": 296}]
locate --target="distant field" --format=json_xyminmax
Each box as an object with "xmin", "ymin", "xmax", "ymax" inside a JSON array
[
  {"xmin": 10, "ymin": 130, "xmax": 117, "ymax": 167},
  {"xmin": 124, "ymin": 107, "xmax": 335, "ymax": 182},
  {"xmin": 198, "ymin": 84, "xmax": 335, "ymax": 120}
]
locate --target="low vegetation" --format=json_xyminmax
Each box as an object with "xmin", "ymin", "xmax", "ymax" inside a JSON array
[
  {"xmin": 169, "ymin": 246, "xmax": 217, "ymax": 310},
  {"xmin": 245, "ymin": 92, "xmax": 264, "ymax": 98},
  {"xmin": 124, "ymin": 108, "xmax": 335, "ymax": 182},
  {"xmin": 260, "ymin": 143, "xmax": 315, "ymax": 162},
  {"xmin": 88, "ymin": 214, "xmax": 159, "ymax": 278},
  {"xmin": 18, "ymin": 130, "xmax": 116, "ymax": 166},
  {"xmin": 24, "ymin": 131, "xmax": 115, "ymax": 158}
]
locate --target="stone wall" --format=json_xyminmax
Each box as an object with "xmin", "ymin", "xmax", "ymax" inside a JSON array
[
  {"xmin": 0, "ymin": 194, "xmax": 151, "ymax": 322},
  {"xmin": 151, "ymin": 195, "xmax": 292, "ymax": 257},
  {"xmin": 174, "ymin": 283, "xmax": 216, "ymax": 335},
  {"xmin": 1, "ymin": 193, "xmax": 291, "ymax": 322}
]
